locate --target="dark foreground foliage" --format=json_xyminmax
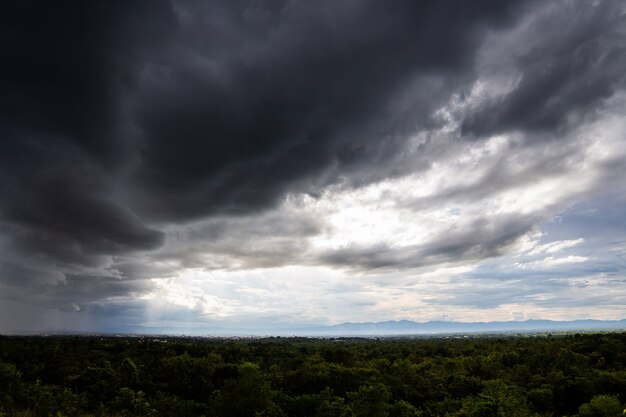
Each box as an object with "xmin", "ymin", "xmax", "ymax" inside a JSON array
[{"xmin": 0, "ymin": 332, "xmax": 625, "ymax": 416}]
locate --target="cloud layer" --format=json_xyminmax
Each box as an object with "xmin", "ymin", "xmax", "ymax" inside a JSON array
[{"xmin": 1, "ymin": 0, "xmax": 625, "ymax": 333}]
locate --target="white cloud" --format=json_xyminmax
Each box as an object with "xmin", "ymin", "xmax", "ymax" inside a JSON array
[{"xmin": 528, "ymin": 238, "xmax": 585, "ymax": 255}]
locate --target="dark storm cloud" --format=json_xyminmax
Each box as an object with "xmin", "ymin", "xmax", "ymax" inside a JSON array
[
  {"xmin": 461, "ymin": 0, "xmax": 626, "ymax": 137},
  {"xmin": 0, "ymin": 1, "xmax": 174, "ymax": 318},
  {"xmin": 126, "ymin": 0, "xmax": 525, "ymax": 221},
  {"xmin": 5, "ymin": 181, "xmax": 164, "ymax": 265},
  {"xmin": 0, "ymin": 1, "xmax": 175, "ymax": 161},
  {"xmin": 0, "ymin": 267, "xmax": 154, "ymax": 312},
  {"xmin": 0, "ymin": 0, "xmax": 171, "ymax": 265}
]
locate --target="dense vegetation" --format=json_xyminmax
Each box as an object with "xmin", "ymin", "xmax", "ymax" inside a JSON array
[{"xmin": 0, "ymin": 332, "xmax": 625, "ymax": 416}]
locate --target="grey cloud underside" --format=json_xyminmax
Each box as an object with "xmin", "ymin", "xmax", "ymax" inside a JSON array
[
  {"xmin": 461, "ymin": 0, "xmax": 626, "ymax": 137},
  {"xmin": 171, "ymin": 211, "xmax": 322, "ymax": 269},
  {"xmin": 0, "ymin": 0, "xmax": 625, "ymax": 318},
  {"xmin": 404, "ymin": 138, "xmax": 582, "ymax": 212},
  {"xmin": 319, "ymin": 213, "xmax": 540, "ymax": 271},
  {"xmin": 0, "ymin": 262, "xmax": 154, "ymax": 312}
]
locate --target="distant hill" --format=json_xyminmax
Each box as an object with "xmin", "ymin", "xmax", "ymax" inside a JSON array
[{"xmin": 300, "ymin": 319, "xmax": 626, "ymax": 336}]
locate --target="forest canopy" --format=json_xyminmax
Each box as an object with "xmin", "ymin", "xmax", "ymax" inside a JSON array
[{"xmin": 0, "ymin": 333, "xmax": 625, "ymax": 417}]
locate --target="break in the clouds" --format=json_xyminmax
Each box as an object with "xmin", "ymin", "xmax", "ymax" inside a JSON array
[{"xmin": 1, "ymin": 0, "xmax": 625, "ymax": 334}]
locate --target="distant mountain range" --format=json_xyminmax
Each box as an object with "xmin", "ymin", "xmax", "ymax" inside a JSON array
[
  {"xmin": 298, "ymin": 319, "xmax": 626, "ymax": 336},
  {"xmin": 40, "ymin": 318, "xmax": 626, "ymax": 337}
]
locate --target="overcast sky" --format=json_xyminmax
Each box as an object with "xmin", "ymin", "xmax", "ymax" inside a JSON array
[{"xmin": 1, "ymin": 0, "xmax": 625, "ymax": 334}]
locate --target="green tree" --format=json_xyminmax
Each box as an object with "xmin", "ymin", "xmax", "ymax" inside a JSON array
[
  {"xmin": 0, "ymin": 361, "xmax": 22, "ymax": 410},
  {"xmin": 527, "ymin": 387, "xmax": 553, "ymax": 414},
  {"xmin": 455, "ymin": 395, "xmax": 499, "ymax": 417},
  {"xmin": 317, "ymin": 396, "xmax": 354, "ymax": 417},
  {"xmin": 348, "ymin": 383, "xmax": 392, "ymax": 417},
  {"xmin": 211, "ymin": 362, "xmax": 281, "ymax": 417},
  {"xmin": 120, "ymin": 357, "xmax": 140, "ymax": 388},
  {"xmin": 576, "ymin": 395, "xmax": 623, "ymax": 417},
  {"xmin": 111, "ymin": 387, "xmax": 156, "ymax": 416},
  {"xmin": 389, "ymin": 400, "xmax": 422, "ymax": 417},
  {"xmin": 78, "ymin": 361, "xmax": 119, "ymax": 408}
]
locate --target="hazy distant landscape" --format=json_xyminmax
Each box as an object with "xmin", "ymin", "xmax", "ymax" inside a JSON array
[
  {"xmin": 69, "ymin": 319, "xmax": 626, "ymax": 338},
  {"xmin": 305, "ymin": 319, "xmax": 626, "ymax": 337}
]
